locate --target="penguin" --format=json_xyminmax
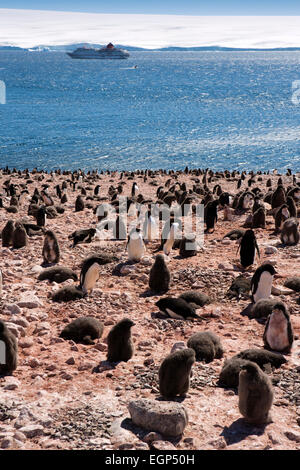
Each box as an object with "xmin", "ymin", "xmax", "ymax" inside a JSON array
[
  {"xmin": 252, "ymin": 206, "xmax": 266, "ymax": 229},
  {"xmin": 271, "ymin": 185, "xmax": 286, "ymax": 209},
  {"xmin": 2, "ymin": 220, "xmax": 15, "ymax": 247},
  {"xmin": 162, "ymin": 222, "xmax": 179, "ymax": 256},
  {"xmin": 106, "ymin": 318, "xmax": 135, "ymax": 363},
  {"xmin": 12, "ymin": 222, "xmax": 28, "ymax": 249},
  {"xmin": 280, "ymin": 217, "xmax": 299, "ymax": 245},
  {"xmin": 204, "ymin": 200, "xmax": 218, "ymax": 233},
  {"xmin": 131, "ymin": 182, "xmax": 139, "ymax": 197},
  {"xmin": 41, "ymin": 190, "xmax": 54, "ymax": 206},
  {"xmin": 238, "ymin": 362, "xmax": 273, "ymax": 425},
  {"xmin": 235, "ymin": 349, "xmax": 287, "ymax": 369},
  {"xmin": 36, "ymin": 206, "xmax": 46, "ymax": 227},
  {"xmin": 0, "ymin": 269, "xmax": 2, "ymax": 297},
  {"xmin": 60, "ymin": 317, "xmax": 103, "ymax": 345},
  {"xmin": 42, "ymin": 230, "xmax": 60, "ymax": 265},
  {"xmin": 187, "ymin": 331, "xmax": 223, "ymax": 363},
  {"xmin": 179, "ymin": 290, "xmax": 211, "ymax": 308},
  {"xmin": 0, "ymin": 320, "xmax": 18, "ymax": 376},
  {"xmin": 263, "ymin": 302, "xmax": 294, "ymax": 353},
  {"xmin": 179, "ymin": 234, "xmax": 197, "ymax": 257},
  {"xmin": 238, "ymin": 229, "xmax": 260, "ymax": 269},
  {"xmin": 143, "ymin": 209, "xmax": 158, "ymax": 242},
  {"xmin": 79, "ymin": 256, "xmax": 103, "ymax": 294},
  {"xmin": 61, "ymin": 193, "xmax": 68, "ymax": 204},
  {"xmin": 149, "ymin": 254, "xmax": 171, "ymax": 293},
  {"xmin": 223, "ymin": 229, "xmax": 245, "ymax": 241},
  {"xmin": 69, "ymin": 228, "xmax": 96, "ymax": 247},
  {"xmin": 237, "ymin": 191, "xmax": 254, "ymax": 210},
  {"xmin": 226, "ymin": 275, "xmax": 251, "ymax": 300},
  {"xmin": 155, "ymin": 297, "xmax": 199, "ymax": 320},
  {"xmin": 159, "ymin": 348, "xmax": 195, "ymax": 398},
  {"xmin": 250, "ymin": 263, "xmax": 276, "ymax": 303},
  {"xmin": 274, "ymin": 204, "xmax": 290, "ymax": 231},
  {"xmin": 127, "ymin": 228, "xmax": 145, "ymax": 262},
  {"xmin": 38, "ymin": 266, "xmax": 78, "ymax": 283},
  {"xmin": 218, "ymin": 358, "xmax": 256, "ymax": 388},
  {"xmin": 250, "ymin": 298, "xmax": 284, "ymax": 319},
  {"xmin": 286, "ymin": 196, "xmax": 297, "ymax": 218},
  {"xmin": 75, "ymin": 195, "xmax": 85, "ymax": 212},
  {"xmin": 52, "ymin": 286, "xmax": 85, "ymax": 302}
]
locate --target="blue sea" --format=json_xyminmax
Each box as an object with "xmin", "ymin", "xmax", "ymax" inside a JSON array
[{"xmin": 0, "ymin": 51, "xmax": 300, "ymax": 172}]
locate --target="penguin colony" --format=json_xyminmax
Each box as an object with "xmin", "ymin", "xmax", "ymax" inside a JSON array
[{"xmin": 0, "ymin": 166, "xmax": 299, "ymax": 449}]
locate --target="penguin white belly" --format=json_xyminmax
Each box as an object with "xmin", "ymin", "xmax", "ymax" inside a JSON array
[
  {"xmin": 253, "ymin": 272, "xmax": 273, "ymax": 303},
  {"xmin": 128, "ymin": 238, "xmax": 144, "ymax": 261},
  {"xmin": 289, "ymin": 233, "xmax": 295, "ymax": 244},
  {"xmin": 82, "ymin": 263, "xmax": 100, "ymax": 294},
  {"xmin": 266, "ymin": 313, "xmax": 289, "ymax": 351},
  {"xmin": 47, "ymin": 239, "xmax": 56, "ymax": 262},
  {"xmin": 166, "ymin": 308, "xmax": 184, "ymax": 320},
  {"xmin": 163, "ymin": 238, "xmax": 174, "ymax": 255},
  {"xmin": 147, "ymin": 218, "xmax": 158, "ymax": 240}
]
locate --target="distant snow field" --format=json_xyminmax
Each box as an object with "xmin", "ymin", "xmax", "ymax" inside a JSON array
[{"xmin": 0, "ymin": 9, "xmax": 300, "ymax": 49}]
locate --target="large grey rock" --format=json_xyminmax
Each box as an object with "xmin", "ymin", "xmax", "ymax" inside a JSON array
[
  {"xmin": 17, "ymin": 293, "xmax": 43, "ymax": 309},
  {"xmin": 128, "ymin": 399, "xmax": 188, "ymax": 437}
]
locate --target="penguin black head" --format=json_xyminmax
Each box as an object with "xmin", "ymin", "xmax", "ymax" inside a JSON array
[
  {"xmin": 240, "ymin": 362, "xmax": 259, "ymax": 376},
  {"xmin": 0, "ymin": 320, "xmax": 5, "ymax": 334},
  {"xmin": 115, "ymin": 318, "xmax": 135, "ymax": 331},
  {"xmin": 271, "ymin": 302, "xmax": 288, "ymax": 317},
  {"xmin": 260, "ymin": 263, "xmax": 277, "ymax": 276}
]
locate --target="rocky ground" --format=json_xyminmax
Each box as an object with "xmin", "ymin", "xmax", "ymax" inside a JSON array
[{"xmin": 0, "ymin": 169, "xmax": 300, "ymax": 451}]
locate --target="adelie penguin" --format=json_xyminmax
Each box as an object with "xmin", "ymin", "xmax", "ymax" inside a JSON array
[
  {"xmin": 238, "ymin": 362, "xmax": 273, "ymax": 425},
  {"xmin": 155, "ymin": 297, "xmax": 199, "ymax": 320},
  {"xmin": 159, "ymin": 348, "xmax": 195, "ymax": 398},
  {"xmin": 2, "ymin": 220, "xmax": 15, "ymax": 247},
  {"xmin": 149, "ymin": 254, "xmax": 171, "ymax": 293},
  {"xmin": 75, "ymin": 195, "xmax": 85, "ymax": 212},
  {"xmin": 162, "ymin": 222, "xmax": 179, "ymax": 256},
  {"xmin": 38, "ymin": 266, "xmax": 78, "ymax": 283},
  {"xmin": 69, "ymin": 228, "xmax": 96, "ymax": 247},
  {"xmin": 106, "ymin": 318, "xmax": 135, "ymax": 363},
  {"xmin": 263, "ymin": 302, "xmax": 294, "ymax": 353},
  {"xmin": 131, "ymin": 182, "xmax": 139, "ymax": 197},
  {"xmin": 42, "ymin": 230, "xmax": 60, "ymax": 265},
  {"xmin": 143, "ymin": 209, "xmax": 158, "ymax": 242},
  {"xmin": 204, "ymin": 200, "xmax": 218, "ymax": 233},
  {"xmin": 36, "ymin": 206, "xmax": 46, "ymax": 227},
  {"xmin": 187, "ymin": 331, "xmax": 224, "ymax": 363},
  {"xmin": 79, "ymin": 256, "xmax": 103, "ymax": 294},
  {"xmin": 250, "ymin": 263, "xmax": 276, "ymax": 303},
  {"xmin": 127, "ymin": 228, "xmax": 145, "ymax": 262},
  {"xmin": 12, "ymin": 222, "xmax": 28, "ymax": 249},
  {"xmin": 238, "ymin": 229, "xmax": 260, "ymax": 269},
  {"xmin": 0, "ymin": 319, "xmax": 18, "ymax": 376}
]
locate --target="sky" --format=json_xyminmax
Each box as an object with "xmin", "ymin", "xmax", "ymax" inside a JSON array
[
  {"xmin": 1, "ymin": 9, "xmax": 300, "ymax": 49},
  {"xmin": 1, "ymin": 0, "xmax": 300, "ymax": 15}
]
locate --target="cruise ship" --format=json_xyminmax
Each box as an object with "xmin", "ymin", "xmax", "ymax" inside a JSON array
[{"xmin": 67, "ymin": 43, "xmax": 130, "ymax": 59}]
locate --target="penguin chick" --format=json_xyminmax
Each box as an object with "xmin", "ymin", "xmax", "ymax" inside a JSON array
[
  {"xmin": 75, "ymin": 195, "xmax": 85, "ymax": 212},
  {"xmin": 280, "ymin": 217, "xmax": 299, "ymax": 245},
  {"xmin": 223, "ymin": 229, "xmax": 245, "ymax": 241},
  {"xmin": 0, "ymin": 320, "xmax": 18, "ymax": 375},
  {"xmin": 159, "ymin": 348, "xmax": 195, "ymax": 398},
  {"xmin": 127, "ymin": 228, "xmax": 145, "ymax": 262},
  {"xmin": 79, "ymin": 256, "xmax": 103, "ymax": 294},
  {"xmin": 187, "ymin": 331, "xmax": 224, "ymax": 363},
  {"xmin": 250, "ymin": 298, "xmax": 284, "ymax": 319},
  {"xmin": 42, "ymin": 230, "xmax": 60, "ymax": 265},
  {"xmin": 149, "ymin": 254, "xmax": 171, "ymax": 293},
  {"xmin": 252, "ymin": 206, "xmax": 266, "ymax": 229},
  {"xmin": 60, "ymin": 317, "xmax": 103, "ymax": 345},
  {"xmin": 218, "ymin": 358, "xmax": 255, "ymax": 388},
  {"xmin": 251, "ymin": 263, "xmax": 276, "ymax": 303},
  {"xmin": 283, "ymin": 276, "xmax": 300, "ymax": 292},
  {"xmin": 263, "ymin": 303, "xmax": 294, "ymax": 353},
  {"xmin": 179, "ymin": 234, "xmax": 197, "ymax": 258},
  {"xmin": 52, "ymin": 286, "xmax": 85, "ymax": 302},
  {"xmin": 106, "ymin": 318, "xmax": 135, "ymax": 363},
  {"xmin": 156, "ymin": 297, "xmax": 199, "ymax": 320},
  {"xmin": 179, "ymin": 291, "xmax": 211, "ymax": 307},
  {"xmin": 235, "ymin": 348, "xmax": 287, "ymax": 369},
  {"xmin": 226, "ymin": 275, "xmax": 251, "ymax": 300},
  {"xmin": 12, "ymin": 222, "xmax": 28, "ymax": 249},
  {"xmin": 69, "ymin": 228, "xmax": 96, "ymax": 247},
  {"xmin": 239, "ymin": 229, "xmax": 260, "ymax": 269},
  {"xmin": 2, "ymin": 220, "xmax": 15, "ymax": 247},
  {"xmin": 238, "ymin": 362, "xmax": 273, "ymax": 425},
  {"xmin": 38, "ymin": 266, "xmax": 78, "ymax": 283}
]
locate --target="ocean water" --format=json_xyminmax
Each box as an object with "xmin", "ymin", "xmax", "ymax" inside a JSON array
[{"xmin": 0, "ymin": 50, "xmax": 300, "ymax": 172}]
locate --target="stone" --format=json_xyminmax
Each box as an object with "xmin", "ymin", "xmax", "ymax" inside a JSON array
[
  {"xmin": 151, "ymin": 440, "xmax": 177, "ymax": 450},
  {"xmin": 265, "ymin": 246, "xmax": 278, "ymax": 255},
  {"xmin": 17, "ymin": 293, "xmax": 43, "ymax": 309},
  {"xmin": 128, "ymin": 399, "xmax": 188, "ymax": 437},
  {"xmin": 143, "ymin": 432, "xmax": 163, "ymax": 443},
  {"xmin": 170, "ymin": 341, "xmax": 186, "ymax": 353},
  {"xmin": 19, "ymin": 338, "xmax": 34, "ymax": 349},
  {"xmin": 65, "ymin": 357, "xmax": 75, "ymax": 365},
  {"xmin": 4, "ymin": 304, "xmax": 22, "ymax": 315},
  {"xmin": 19, "ymin": 425, "xmax": 44, "ymax": 438},
  {"xmin": 207, "ymin": 436, "xmax": 227, "ymax": 449},
  {"xmin": 4, "ymin": 378, "xmax": 20, "ymax": 391},
  {"xmin": 285, "ymin": 431, "xmax": 300, "ymax": 443}
]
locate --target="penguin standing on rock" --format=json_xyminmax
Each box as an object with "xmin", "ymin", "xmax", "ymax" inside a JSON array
[
  {"xmin": 251, "ymin": 263, "xmax": 276, "ymax": 303},
  {"xmin": 238, "ymin": 229, "xmax": 260, "ymax": 269},
  {"xmin": 263, "ymin": 302, "xmax": 294, "ymax": 353},
  {"xmin": 0, "ymin": 320, "xmax": 18, "ymax": 375},
  {"xmin": 107, "ymin": 318, "xmax": 135, "ymax": 363},
  {"xmin": 156, "ymin": 297, "xmax": 199, "ymax": 320},
  {"xmin": 149, "ymin": 254, "xmax": 171, "ymax": 293},
  {"xmin": 159, "ymin": 348, "xmax": 195, "ymax": 398},
  {"xmin": 127, "ymin": 228, "xmax": 145, "ymax": 262},
  {"xmin": 42, "ymin": 230, "xmax": 60, "ymax": 265},
  {"xmin": 79, "ymin": 257, "xmax": 103, "ymax": 294},
  {"xmin": 238, "ymin": 362, "xmax": 273, "ymax": 425}
]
